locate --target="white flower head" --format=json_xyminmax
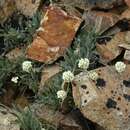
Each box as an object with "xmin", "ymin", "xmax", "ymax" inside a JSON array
[
  {"xmin": 11, "ymin": 76, "xmax": 19, "ymax": 83},
  {"xmin": 62, "ymin": 71, "xmax": 74, "ymax": 82},
  {"xmin": 22, "ymin": 61, "xmax": 32, "ymax": 72},
  {"xmin": 57, "ymin": 90, "xmax": 67, "ymax": 100},
  {"xmin": 41, "ymin": 128, "xmax": 46, "ymax": 130},
  {"xmin": 115, "ymin": 61, "xmax": 126, "ymax": 73},
  {"xmin": 87, "ymin": 71, "xmax": 99, "ymax": 81},
  {"xmin": 3, "ymin": 117, "xmax": 10, "ymax": 125},
  {"xmin": 78, "ymin": 58, "xmax": 89, "ymax": 69}
]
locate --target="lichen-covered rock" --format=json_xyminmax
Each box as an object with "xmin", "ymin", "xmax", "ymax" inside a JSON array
[
  {"xmin": 26, "ymin": 6, "xmax": 82, "ymax": 63},
  {"xmin": 72, "ymin": 65, "xmax": 130, "ymax": 130}
]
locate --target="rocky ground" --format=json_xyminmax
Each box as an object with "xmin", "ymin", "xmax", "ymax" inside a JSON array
[{"xmin": 0, "ymin": 0, "xmax": 130, "ymax": 130}]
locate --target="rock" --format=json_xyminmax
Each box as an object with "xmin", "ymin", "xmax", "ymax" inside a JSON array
[
  {"xmin": 31, "ymin": 103, "xmax": 83, "ymax": 130},
  {"xmin": 121, "ymin": 8, "xmax": 130, "ymax": 19},
  {"xmin": 33, "ymin": 104, "xmax": 64, "ymax": 126},
  {"xmin": 119, "ymin": 43, "xmax": 130, "ymax": 61},
  {"xmin": 124, "ymin": 50, "xmax": 130, "ymax": 61},
  {"xmin": 0, "ymin": 0, "xmax": 40, "ymax": 21},
  {"xmin": 5, "ymin": 48, "xmax": 24, "ymax": 60},
  {"xmin": 40, "ymin": 64, "xmax": 61, "ymax": 87},
  {"xmin": 125, "ymin": 0, "xmax": 130, "ymax": 7},
  {"xmin": 58, "ymin": 114, "xmax": 82, "ymax": 130},
  {"xmin": 0, "ymin": 0, "xmax": 15, "ymax": 24},
  {"xmin": 0, "ymin": 86, "xmax": 15, "ymax": 106},
  {"xmin": 119, "ymin": 44, "xmax": 130, "ymax": 61},
  {"xmin": 83, "ymin": 11, "xmax": 119, "ymax": 33},
  {"xmin": 72, "ymin": 65, "xmax": 130, "ymax": 130},
  {"xmin": 26, "ymin": 6, "xmax": 82, "ymax": 63},
  {"xmin": 15, "ymin": 96, "xmax": 29, "ymax": 109},
  {"xmin": 119, "ymin": 44, "xmax": 130, "ymax": 49},
  {"xmin": 0, "ymin": 107, "xmax": 20, "ymax": 130},
  {"xmin": 39, "ymin": 64, "xmax": 61, "ymax": 94},
  {"xmin": 125, "ymin": 31, "xmax": 130, "ymax": 43},
  {"xmin": 96, "ymin": 32, "xmax": 130, "ymax": 63},
  {"xmin": 15, "ymin": 0, "xmax": 41, "ymax": 17},
  {"xmin": 59, "ymin": 0, "xmax": 124, "ymax": 10}
]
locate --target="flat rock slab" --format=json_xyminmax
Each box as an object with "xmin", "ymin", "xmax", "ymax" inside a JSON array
[
  {"xmin": 26, "ymin": 6, "xmax": 82, "ymax": 63},
  {"xmin": 39, "ymin": 64, "xmax": 61, "ymax": 94},
  {"xmin": 96, "ymin": 32, "xmax": 130, "ymax": 63},
  {"xmin": 83, "ymin": 11, "xmax": 119, "ymax": 33},
  {"xmin": 31, "ymin": 103, "xmax": 82, "ymax": 130},
  {"xmin": 72, "ymin": 65, "xmax": 130, "ymax": 130},
  {"xmin": 5, "ymin": 48, "xmax": 24, "ymax": 60},
  {"xmin": 59, "ymin": 0, "xmax": 124, "ymax": 10},
  {"xmin": 121, "ymin": 8, "xmax": 130, "ymax": 19}
]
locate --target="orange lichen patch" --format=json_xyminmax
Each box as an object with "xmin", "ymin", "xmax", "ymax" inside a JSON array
[{"xmin": 26, "ymin": 6, "xmax": 82, "ymax": 63}]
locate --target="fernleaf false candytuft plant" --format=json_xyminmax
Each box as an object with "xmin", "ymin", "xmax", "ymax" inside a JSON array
[
  {"xmin": 0, "ymin": 11, "xmax": 42, "ymax": 54},
  {"xmin": 38, "ymin": 74, "xmax": 62, "ymax": 110},
  {"xmin": 14, "ymin": 107, "xmax": 43, "ymax": 130},
  {"xmin": 0, "ymin": 57, "xmax": 42, "ymax": 93},
  {"xmin": 60, "ymin": 28, "xmax": 98, "ymax": 74}
]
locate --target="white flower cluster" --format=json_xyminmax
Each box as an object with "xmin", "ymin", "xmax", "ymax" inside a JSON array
[
  {"xmin": 3, "ymin": 117, "xmax": 10, "ymax": 125},
  {"xmin": 57, "ymin": 90, "xmax": 67, "ymax": 101},
  {"xmin": 62, "ymin": 71, "xmax": 74, "ymax": 82},
  {"xmin": 87, "ymin": 71, "xmax": 99, "ymax": 81},
  {"xmin": 115, "ymin": 61, "xmax": 126, "ymax": 73},
  {"xmin": 11, "ymin": 76, "xmax": 19, "ymax": 83},
  {"xmin": 78, "ymin": 58, "xmax": 89, "ymax": 69},
  {"xmin": 22, "ymin": 61, "xmax": 32, "ymax": 72}
]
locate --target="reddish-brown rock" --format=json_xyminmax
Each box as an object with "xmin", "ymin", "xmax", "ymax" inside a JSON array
[{"xmin": 26, "ymin": 6, "xmax": 82, "ymax": 63}]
